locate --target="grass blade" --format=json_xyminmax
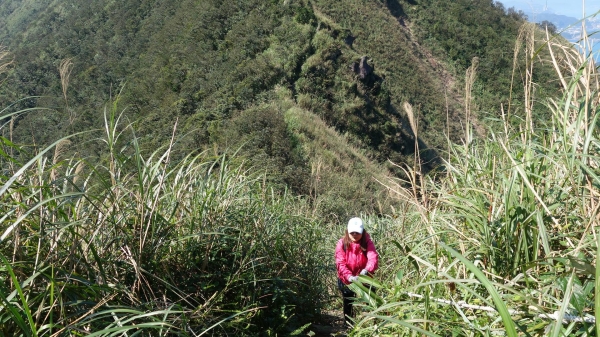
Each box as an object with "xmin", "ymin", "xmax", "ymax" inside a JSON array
[
  {"xmin": 0, "ymin": 254, "xmax": 37, "ymax": 337},
  {"xmin": 440, "ymin": 242, "xmax": 517, "ymax": 337}
]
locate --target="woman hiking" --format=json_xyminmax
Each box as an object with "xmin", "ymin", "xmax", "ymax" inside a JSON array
[{"xmin": 335, "ymin": 217, "xmax": 379, "ymax": 326}]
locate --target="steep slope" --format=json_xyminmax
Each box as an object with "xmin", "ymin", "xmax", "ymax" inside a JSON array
[{"xmin": 0, "ymin": 0, "xmax": 560, "ymax": 217}]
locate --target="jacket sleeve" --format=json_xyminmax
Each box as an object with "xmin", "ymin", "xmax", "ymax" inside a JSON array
[
  {"xmin": 364, "ymin": 236, "xmax": 379, "ymax": 273},
  {"xmin": 335, "ymin": 240, "xmax": 353, "ymax": 282}
]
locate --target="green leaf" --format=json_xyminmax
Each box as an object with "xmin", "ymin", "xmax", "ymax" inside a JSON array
[
  {"xmin": 395, "ymin": 270, "xmax": 404, "ymax": 286},
  {"xmin": 0, "ymin": 254, "xmax": 37, "ymax": 337},
  {"xmin": 440, "ymin": 242, "xmax": 518, "ymax": 337}
]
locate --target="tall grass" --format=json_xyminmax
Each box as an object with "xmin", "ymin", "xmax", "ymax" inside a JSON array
[
  {"xmin": 1, "ymin": 11, "xmax": 598, "ymax": 335},
  {"xmin": 0, "ymin": 89, "xmax": 329, "ymax": 335},
  {"xmin": 348, "ymin": 23, "xmax": 600, "ymax": 336}
]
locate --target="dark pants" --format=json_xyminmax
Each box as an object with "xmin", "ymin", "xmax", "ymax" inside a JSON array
[{"xmin": 337, "ymin": 278, "xmax": 354, "ymax": 325}]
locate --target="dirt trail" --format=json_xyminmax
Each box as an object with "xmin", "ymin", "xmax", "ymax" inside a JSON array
[{"xmin": 307, "ymin": 310, "xmax": 348, "ymax": 336}]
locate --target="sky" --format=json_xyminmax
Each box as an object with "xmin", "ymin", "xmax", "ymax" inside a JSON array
[
  {"xmin": 497, "ymin": 1, "xmax": 600, "ymax": 63},
  {"xmin": 499, "ymin": 0, "xmax": 600, "ymax": 19}
]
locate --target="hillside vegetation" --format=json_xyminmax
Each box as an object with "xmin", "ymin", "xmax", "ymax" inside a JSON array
[
  {"xmin": 0, "ymin": 0, "xmax": 562, "ymax": 219},
  {"xmin": 1, "ymin": 25, "xmax": 599, "ymax": 336},
  {"xmin": 347, "ymin": 30, "xmax": 600, "ymax": 336},
  {"xmin": 1, "ymin": 1, "xmax": 596, "ymax": 336}
]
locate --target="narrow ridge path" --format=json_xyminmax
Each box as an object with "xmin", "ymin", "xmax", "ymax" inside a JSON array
[{"xmin": 309, "ymin": 310, "xmax": 347, "ymax": 336}]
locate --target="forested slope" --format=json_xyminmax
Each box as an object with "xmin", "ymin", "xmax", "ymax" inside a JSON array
[{"xmin": 0, "ymin": 0, "xmax": 560, "ymax": 217}]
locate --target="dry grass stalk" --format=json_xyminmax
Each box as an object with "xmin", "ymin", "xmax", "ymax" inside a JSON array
[
  {"xmin": 59, "ymin": 58, "xmax": 73, "ymax": 103},
  {"xmin": 403, "ymin": 101, "xmax": 418, "ymax": 138},
  {"xmin": 50, "ymin": 140, "xmax": 72, "ymax": 182},
  {"xmin": 545, "ymin": 31, "xmax": 597, "ymax": 109},
  {"xmin": 521, "ymin": 23, "xmax": 535, "ymax": 135},
  {"xmin": 310, "ymin": 158, "xmax": 323, "ymax": 209},
  {"xmin": 403, "ymin": 101, "xmax": 424, "ymax": 206},
  {"xmin": 73, "ymin": 161, "xmax": 85, "ymax": 186},
  {"xmin": 544, "ymin": 17, "xmax": 598, "ymax": 158},
  {"xmin": 0, "ymin": 46, "xmax": 13, "ymax": 78},
  {"xmin": 507, "ymin": 23, "xmax": 534, "ymax": 123},
  {"xmin": 59, "ymin": 58, "xmax": 75, "ymax": 125},
  {"xmin": 465, "ymin": 57, "xmax": 478, "ymax": 140},
  {"xmin": 507, "ymin": 25, "xmax": 524, "ymax": 120}
]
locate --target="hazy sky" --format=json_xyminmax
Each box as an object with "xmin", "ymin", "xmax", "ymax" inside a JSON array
[{"xmin": 499, "ymin": 0, "xmax": 600, "ymax": 19}]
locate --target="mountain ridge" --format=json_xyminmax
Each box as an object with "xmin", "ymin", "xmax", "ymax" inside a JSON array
[{"xmin": 0, "ymin": 0, "xmax": 562, "ymax": 218}]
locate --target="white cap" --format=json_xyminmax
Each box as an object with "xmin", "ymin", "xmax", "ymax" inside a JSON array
[{"xmin": 347, "ymin": 217, "xmax": 364, "ymax": 234}]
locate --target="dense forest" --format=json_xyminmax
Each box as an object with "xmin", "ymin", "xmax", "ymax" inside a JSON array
[{"xmin": 1, "ymin": 0, "xmax": 595, "ymax": 336}]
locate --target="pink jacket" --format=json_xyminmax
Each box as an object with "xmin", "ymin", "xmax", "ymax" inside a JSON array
[{"xmin": 335, "ymin": 233, "xmax": 379, "ymax": 284}]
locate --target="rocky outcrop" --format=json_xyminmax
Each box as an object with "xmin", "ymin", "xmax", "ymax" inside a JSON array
[
  {"xmin": 351, "ymin": 56, "xmax": 373, "ymax": 80},
  {"xmin": 359, "ymin": 56, "xmax": 373, "ymax": 79}
]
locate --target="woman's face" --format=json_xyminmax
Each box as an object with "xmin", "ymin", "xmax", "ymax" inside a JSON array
[{"xmin": 349, "ymin": 231, "xmax": 362, "ymax": 243}]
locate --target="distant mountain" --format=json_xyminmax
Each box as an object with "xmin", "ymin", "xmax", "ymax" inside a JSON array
[
  {"xmin": 520, "ymin": 10, "xmax": 600, "ymax": 62},
  {"xmin": 524, "ymin": 11, "xmax": 578, "ymax": 29}
]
